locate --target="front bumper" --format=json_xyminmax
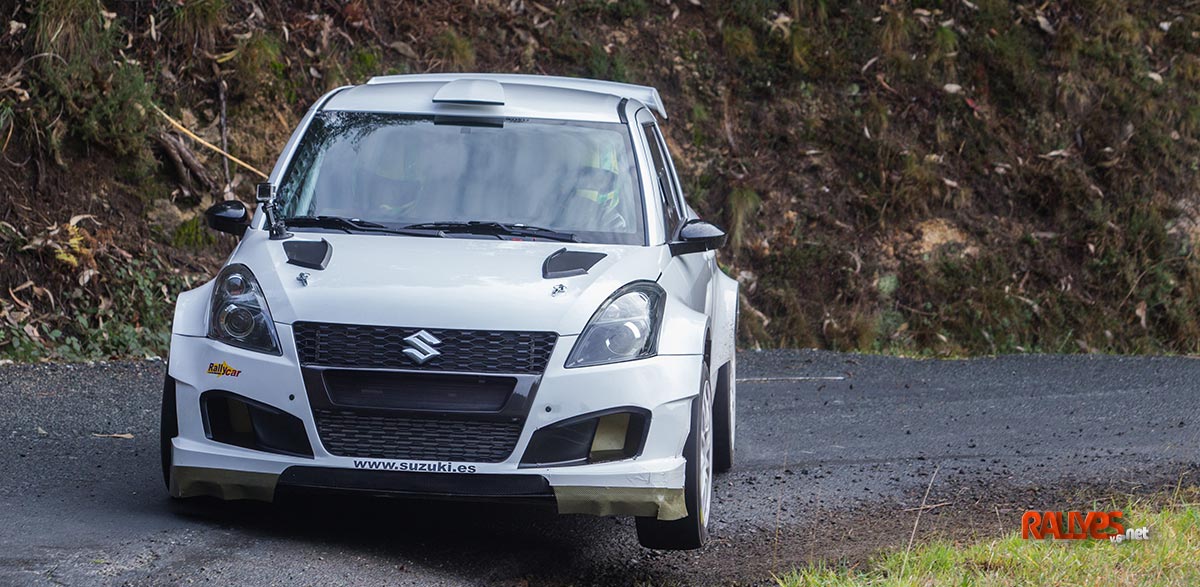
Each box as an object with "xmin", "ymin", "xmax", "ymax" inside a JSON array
[{"xmin": 167, "ymin": 325, "xmax": 701, "ymax": 520}]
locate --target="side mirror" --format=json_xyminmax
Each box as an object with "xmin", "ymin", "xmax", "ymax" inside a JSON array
[
  {"xmin": 669, "ymin": 219, "xmax": 727, "ymax": 256},
  {"xmin": 205, "ymin": 200, "xmax": 251, "ymax": 238}
]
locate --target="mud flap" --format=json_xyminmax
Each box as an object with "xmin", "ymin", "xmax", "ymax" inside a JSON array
[
  {"xmin": 553, "ymin": 486, "xmax": 687, "ymax": 521},
  {"xmin": 170, "ymin": 466, "xmax": 279, "ymax": 502}
]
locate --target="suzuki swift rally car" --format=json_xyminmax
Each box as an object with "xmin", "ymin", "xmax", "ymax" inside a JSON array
[{"xmin": 163, "ymin": 74, "xmax": 738, "ymax": 550}]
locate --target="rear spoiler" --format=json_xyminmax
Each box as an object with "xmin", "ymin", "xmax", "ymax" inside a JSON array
[{"xmin": 366, "ymin": 73, "xmax": 668, "ymax": 120}]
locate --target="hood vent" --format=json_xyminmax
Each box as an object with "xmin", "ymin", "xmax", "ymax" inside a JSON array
[
  {"xmin": 284, "ymin": 238, "xmax": 332, "ymax": 270},
  {"xmin": 542, "ymin": 248, "xmax": 606, "ymax": 279}
]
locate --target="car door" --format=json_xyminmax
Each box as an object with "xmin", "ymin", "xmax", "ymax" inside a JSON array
[{"xmin": 636, "ymin": 109, "xmax": 715, "ymax": 324}]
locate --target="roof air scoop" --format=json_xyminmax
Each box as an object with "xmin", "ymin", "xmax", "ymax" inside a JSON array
[{"xmin": 432, "ymin": 79, "xmax": 506, "ymax": 106}]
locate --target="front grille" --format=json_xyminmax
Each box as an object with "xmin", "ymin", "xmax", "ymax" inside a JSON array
[
  {"xmin": 322, "ymin": 370, "xmax": 515, "ymax": 412},
  {"xmin": 294, "ymin": 322, "xmax": 557, "ymax": 374},
  {"xmin": 313, "ymin": 409, "xmax": 523, "ymax": 462}
]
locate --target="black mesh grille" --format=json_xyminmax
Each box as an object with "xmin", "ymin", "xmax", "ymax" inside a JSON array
[
  {"xmin": 322, "ymin": 371, "xmax": 515, "ymax": 412},
  {"xmin": 313, "ymin": 409, "xmax": 522, "ymax": 462},
  {"xmin": 293, "ymin": 322, "xmax": 557, "ymax": 374}
]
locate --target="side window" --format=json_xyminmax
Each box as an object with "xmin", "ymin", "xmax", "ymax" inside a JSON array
[
  {"xmin": 650, "ymin": 124, "xmax": 689, "ymax": 218},
  {"xmin": 641, "ymin": 123, "xmax": 681, "ymax": 239}
]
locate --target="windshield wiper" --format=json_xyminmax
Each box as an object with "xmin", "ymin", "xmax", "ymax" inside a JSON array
[
  {"xmin": 283, "ymin": 215, "xmax": 438, "ymax": 238},
  {"xmin": 403, "ymin": 221, "xmax": 578, "ymax": 243}
]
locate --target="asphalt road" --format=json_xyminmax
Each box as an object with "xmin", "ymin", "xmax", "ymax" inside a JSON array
[{"xmin": 1, "ymin": 351, "xmax": 1198, "ymax": 586}]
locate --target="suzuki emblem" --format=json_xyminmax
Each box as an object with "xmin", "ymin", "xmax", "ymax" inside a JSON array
[{"xmin": 402, "ymin": 330, "xmax": 442, "ymax": 364}]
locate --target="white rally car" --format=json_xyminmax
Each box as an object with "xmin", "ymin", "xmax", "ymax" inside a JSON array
[{"xmin": 163, "ymin": 74, "xmax": 739, "ymax": 550}]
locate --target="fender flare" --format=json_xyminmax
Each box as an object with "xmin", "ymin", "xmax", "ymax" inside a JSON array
[
  {"xmin": 172, "ymin": 280, "xmax": 213, "ymax": 338},
  {"xmin": 709, "ymin": 272, "xmax": 739, "ymax": 371},
  {"xmin": 657, "ymin": 294, "xmax": 708, "ymax": 356}
]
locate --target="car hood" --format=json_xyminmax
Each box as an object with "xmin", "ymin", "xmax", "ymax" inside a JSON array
[{"xmin": 231, "ymin": 231, "xmax": 670, "ymax": 334}]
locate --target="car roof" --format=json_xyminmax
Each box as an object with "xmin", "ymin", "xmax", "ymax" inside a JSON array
[{"xmin": 321, "ymin": 74, "xmax": 667, "ymax": 123}]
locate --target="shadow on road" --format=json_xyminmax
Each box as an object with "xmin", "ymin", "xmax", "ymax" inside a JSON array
[{"xmin": 164, "ymin": 491, "xmax": 667, "ymax": 585}]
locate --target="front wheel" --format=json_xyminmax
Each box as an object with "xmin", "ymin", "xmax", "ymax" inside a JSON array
[{"xmin": 636, "ymin": 362, "xmax": 713, "ymax": 550}]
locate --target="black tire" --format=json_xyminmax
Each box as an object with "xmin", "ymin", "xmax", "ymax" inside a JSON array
[
  {"xmin": 161, "ymin": 374, "xmax": 178, "ymax": 491},
  {"xmin": 636, "ymin": 362, "xmax": 712, "ymax": 550},
  {"xmin": 713, "ymin": 359, "xmax": 736, "ymax": 473}
]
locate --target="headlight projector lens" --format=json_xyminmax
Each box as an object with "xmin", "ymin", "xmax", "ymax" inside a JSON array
[
  {"xmin": 219, "ymin": 304, "xmax": 256, "ymax": 340},
  {"xmin": 604, "ymin": 322, "xmax": 643, "ymax": 356},
  {"xmin": 223, "ymin": 274, "xmax": 248, "ymax": 296}
]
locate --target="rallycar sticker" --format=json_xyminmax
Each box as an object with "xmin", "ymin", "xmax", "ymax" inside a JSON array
[
  {"xmin": 206, "ymin": 361, "xmax": 242, "ymax": 377},
  {"xmin": 352, "ymin": 459, "xmax": 478, "ymax": 474}
]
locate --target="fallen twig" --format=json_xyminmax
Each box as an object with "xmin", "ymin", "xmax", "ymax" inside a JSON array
[
  {"xmin": 152, "ymin": 104, "xmax": 268, "ymax": 180},
  {"xmin": 902, "ymin": 501, "xmax": 950, "ymax": 512},
  {"xmin": 901, "ymin": 463, "xmax": 941, "ymax": 579}
]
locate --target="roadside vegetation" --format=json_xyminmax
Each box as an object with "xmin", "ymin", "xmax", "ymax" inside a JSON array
[
  {"xmin": 1, "ymin": 0, "xmax": 1199, "ymax": 360},
  {"xmin": 778, "ymin": 496, "xmax": 1200, "ymax": 586}
]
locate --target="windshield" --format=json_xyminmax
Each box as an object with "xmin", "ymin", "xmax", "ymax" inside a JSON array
[{"xmin": 275, "ymin": 112, "xmax": 646, "ymax": 245}]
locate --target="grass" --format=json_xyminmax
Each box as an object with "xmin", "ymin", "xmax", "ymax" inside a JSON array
[
  {"xmin": 776, "ymin": 500, "xmax": 1200, "ymax": 587},
  {"xmin": 728, "ymin": 187, "xmax": 761, "ymax": 256},
  {"xmin": 170, "ymin": 0, "xmax": 228, "ymax": 51},
  {"xmin": 31, "ymin": 0, "xmax": 157, "ymax": 158},
  {"xmin": 434, "ymin": 29, "xmax": 476, "ymax": 72}
]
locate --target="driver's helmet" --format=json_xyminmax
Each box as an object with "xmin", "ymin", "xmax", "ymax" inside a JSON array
[
  {"xmin": 576, "ymin": 142, "xmax": 621, "ymax": 210},
  {"xmin": 353, "ymin": 129, "xmax": 420, "ymax": 216}
]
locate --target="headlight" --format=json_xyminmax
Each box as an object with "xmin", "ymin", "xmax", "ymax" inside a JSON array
[
  {"xmin": 566, "ymin": 282, "xmax": 666, "ymax": 368},
  {"xmin": 207, "ymin": 264, "xmax": 281, "ymax": 355}
]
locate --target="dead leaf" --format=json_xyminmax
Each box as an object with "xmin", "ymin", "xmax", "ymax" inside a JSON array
[
  {"xmin": 1039, "ymin": 149, "xmax": 1070, "ymax": 159},
  {"xmin": 1147, "ymin": 72, "xmax": 1163, "ymax": 85},
  {"xmin": 1135, "ymin": 300, "xmax": 1148, "ymax": 329},
  {"xmin": 1036, "ymin": 14, "xmax": 1056, "ymax": 35},
  {"xmin": 69, "ymin": 214, "xmax": 98, "ymax": 227},
  {"xmin": 861, "ymin": 56, "xmax": 879, "ymax": 74},
  {"xmin": 9, "ymin": 283, "xmax": 32, "ymax": 308},
  {"xmin": 92, "ymin": 433, "xmax": 135, "ymax": 439},
  {"xmin": 388, "ymin": 41, "xmax": 419, "ymax": 60},
  {"xmin": 943, "ymin": 83, "xmax": 962, "ymax": 94},
  {"xmin": 79, "ymin": 269, "xmax": 99, "ymax": 286}
]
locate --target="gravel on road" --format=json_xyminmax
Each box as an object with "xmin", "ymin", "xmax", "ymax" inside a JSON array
[{"xmin": 1, "ymin": 351, "xmax": 1197, "ymax": 586}]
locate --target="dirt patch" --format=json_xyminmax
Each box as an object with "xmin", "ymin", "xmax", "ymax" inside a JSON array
[{"xmin": 907, "ymin": 218, "xmax": 977, "ymax": 258}]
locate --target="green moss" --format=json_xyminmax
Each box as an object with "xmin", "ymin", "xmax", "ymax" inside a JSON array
[
  {"xmin": 347, "ymin": 48, "xmax": 382, "ymax": 83},
  {"xmin": 722, "ymin": 26, "xmax": 758, "ymax": 62},
  {"xmin": 606, "ymin": 0, "xmax": 648, "ymax": 20},
  {"xmin": 689, "ymin": 103, "xmax": 710, "ymax": 147},
  {"xmin": 172, "ymin": 216, "xmax": 215, "ymax": 250},
  {"xmin": 586, "ymin": 46, "xmax": 629, "ymax": 82}
]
